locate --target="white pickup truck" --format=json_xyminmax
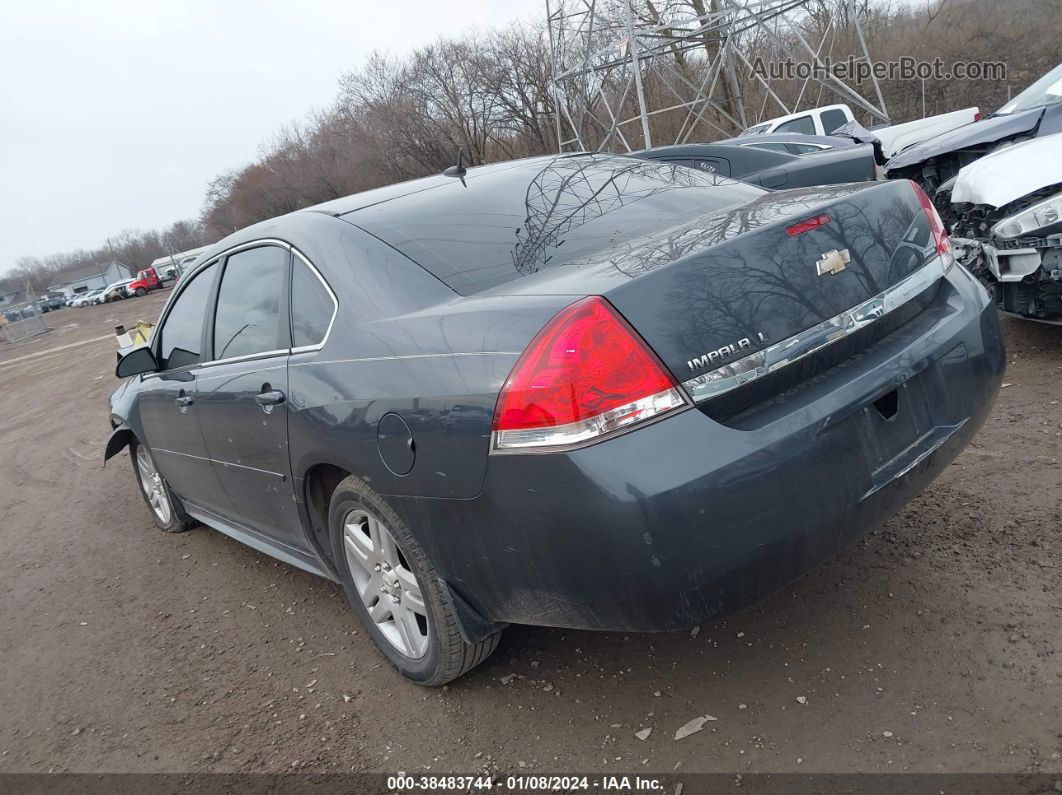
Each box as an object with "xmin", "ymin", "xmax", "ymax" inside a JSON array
[{"xmin": 738, "ymin": 103, "xmax": 980, "ymax": 159}]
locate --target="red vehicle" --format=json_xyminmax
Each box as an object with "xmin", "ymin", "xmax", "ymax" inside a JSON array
[{"xmin": 127, "ymin": 267, "xmax": 163, "ymax": 297}]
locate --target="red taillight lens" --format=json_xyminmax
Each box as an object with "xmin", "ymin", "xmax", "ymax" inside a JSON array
[
  {"xmin": 909, "ymin": 180, "xmax": 954, "ymax": 269},
  {"xmin": 492, "ymin": 296, "xmax": 687, "ymax": 451}
]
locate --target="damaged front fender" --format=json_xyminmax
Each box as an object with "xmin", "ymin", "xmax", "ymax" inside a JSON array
[
  {"xmin": 952, "ymin": 133, "xmax": 1062, "ymax": 207},
  {"xmin": 104, "ymin": 425, "xmax": 135, "ymax": 464}
]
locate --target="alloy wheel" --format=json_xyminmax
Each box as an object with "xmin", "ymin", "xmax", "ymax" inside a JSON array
[
  {"xmin": 136, "ymin": 446, "xmax": 172, "ymax": 525},
  {"xmin": 342, "ymin": 508, "xmax": 429, "ymax": 659}
]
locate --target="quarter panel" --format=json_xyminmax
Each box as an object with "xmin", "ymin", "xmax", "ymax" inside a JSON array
[
  {"xmin": 387, "ymin": 277, "xmax": 1003, "ymax": 630},
  {"xmin": 280, "ymin": 217, "xmax": 576, "ymax": 501}
]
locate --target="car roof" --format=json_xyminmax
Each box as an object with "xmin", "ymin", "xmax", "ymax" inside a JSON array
[
  {"xmin": 197, "ymin": 151, "xmax": 757, "ymax": 296},
  {"xmin": 199, "ymin": 155, "xmax": 585, "ymax": 259},
  {"xmin": 759, "ymin": 103, "xmax": 849, "ymax": 126},
  {"xmin": 325, "ymin": 152, "xmax": 758, "ymax": 295},
  {"xmin": 300, "ymin": 155, "xmax": 565, "ymax": 217}
]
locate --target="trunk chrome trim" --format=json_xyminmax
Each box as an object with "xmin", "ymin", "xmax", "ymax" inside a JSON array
[{"xmin": 681, "ymin": 256, "xmax": 948, "ymax": 404}]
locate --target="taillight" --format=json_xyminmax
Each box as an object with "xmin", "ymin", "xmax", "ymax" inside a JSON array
[
  {"xmin": 909, "ymin": 180, "xmax": 954, "ymax": 271},
  {"xmin": 491, "ymin": 296, "xmax": 688, "ymax": 452}
]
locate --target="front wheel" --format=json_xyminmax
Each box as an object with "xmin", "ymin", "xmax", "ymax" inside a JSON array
[
  {"xmin": 329, "ymin": 475, "xmax": 501, "ymax": 685},
  {"xmin": 130, "ymin": 439, "xmax": 195, "ymax": 533},
  {"xmin": 135, "ymin": 287, "xmax": 147, "ymax": 297}
]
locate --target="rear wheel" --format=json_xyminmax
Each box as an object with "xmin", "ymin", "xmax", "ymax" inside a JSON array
[
  {"xmin": 130, "ymin": 439, "xmax": 195, "ymax": 533},
  {"xmin": 329, "ymin": 475, "xmax": 501, "ymax": 685}
]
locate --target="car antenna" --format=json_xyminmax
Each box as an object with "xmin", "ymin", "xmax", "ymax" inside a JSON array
[{"xmin": 443, "ymin": 149, "xmax": 467, "ymax": 180}]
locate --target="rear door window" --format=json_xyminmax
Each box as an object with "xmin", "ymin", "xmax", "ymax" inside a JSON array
[
  {"xmin": 775, "ymin": 115, "xmax": 815, "ymax": 135},
  {"xmin": 212, "ymin": 246, "xmax": 289, "ymax": 360},
  {"xmin": 820, "ymin": 108, "xmax": 849, "ymax": 135},
  {"xmin": 157, "ymin": 262, "xmax": 217, "ymax": 370}
]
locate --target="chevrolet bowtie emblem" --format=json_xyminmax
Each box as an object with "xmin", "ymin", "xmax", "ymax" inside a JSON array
[{"xmin": 816, "ymin": 248, "xmax": 850, "ymax": 276}]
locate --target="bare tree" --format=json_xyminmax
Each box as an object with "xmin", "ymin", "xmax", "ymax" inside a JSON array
[{"xmin": 13, "ymin": 0, "xmax": 1058, "ymax": 276}]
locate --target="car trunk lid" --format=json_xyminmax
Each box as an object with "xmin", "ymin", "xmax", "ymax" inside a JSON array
[{"xmin": 494, "ymin": 180, "xmax": 940, "ymax": 386}]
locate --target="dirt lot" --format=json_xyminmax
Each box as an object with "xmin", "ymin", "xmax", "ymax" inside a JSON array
[{"xmin": 0, "ymin": 293, "xmax": 1059, "ymax": 776}]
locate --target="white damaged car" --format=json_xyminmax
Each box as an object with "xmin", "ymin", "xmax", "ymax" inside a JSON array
[{"xmin": 950, "ymin": 133, "xmax": 1062, "ymax": 323}]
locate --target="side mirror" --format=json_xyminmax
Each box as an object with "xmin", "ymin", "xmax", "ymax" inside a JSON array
[{"xmin": 116, "ymin": 345, "xmax": 158, "ymax": 378}]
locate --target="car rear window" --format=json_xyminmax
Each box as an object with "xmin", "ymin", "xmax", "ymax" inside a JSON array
[
  {"xmin": 775, "ymin": 115, "xmax": 816, "ymax": 135},
  {"xmin": 820, "ymin": 108, "xmax": 849, "ymax": 135},
  {"xmin": 346, "ymin": 154, "xmax": 759, "ymax": 295}
]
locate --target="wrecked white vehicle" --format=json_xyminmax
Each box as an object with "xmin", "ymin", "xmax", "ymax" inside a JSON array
[
  {"xmin": 886, "ymin": 62, "xmax": 1062, "ymax": 224},
  {"xmin": 950, "ymin": 133, "xmax": 1062, "ymax": 323}
]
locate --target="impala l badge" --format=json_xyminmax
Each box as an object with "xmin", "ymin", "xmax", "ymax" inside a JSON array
[{"xmin": 816, "ymin": 248, "xmax": 850, "ymax": 276}]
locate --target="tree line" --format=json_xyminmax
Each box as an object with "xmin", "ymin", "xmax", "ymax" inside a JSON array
[
  {"xmin": 7, "ymin": 0, "xmax": 1058, "ymax": 299},
  {"xmin": 4, "ymin": 220, "xmax": 212, "ymax": 298}
]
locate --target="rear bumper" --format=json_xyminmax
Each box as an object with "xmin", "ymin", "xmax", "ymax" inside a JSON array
[{"xmin": 394, "ymin": 267, "xmax": 1004, "ymax": 631}]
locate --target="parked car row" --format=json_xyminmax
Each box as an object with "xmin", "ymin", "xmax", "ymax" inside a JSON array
[
  {"xmin": 34, "ymin": 295, "xmax": 66, "ymax": 312},
  {"xmin": 631, "ymin": 133, "xmax": 877, "ymax": 190},
  {"xmin": 688, "ymin": 61, "xmax": 1062, "ymax": 324},
  {"xmin": 64, "ymin": 267, "xmax": 179, "ymax": 308},
  {"xmin": 830, "ymin": 61, "xmax": 1062, "ymax": 323}
]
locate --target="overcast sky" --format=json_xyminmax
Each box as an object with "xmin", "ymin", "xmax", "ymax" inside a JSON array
[{"xmin": 0, "ymin": 0, "xmax": 543, "ymax": 274}]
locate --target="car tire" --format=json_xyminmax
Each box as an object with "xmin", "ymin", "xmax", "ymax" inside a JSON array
[
  {"xmin": 129, "ymin": 439, "xmax": 195, "ymax": 533},
  {"xmin": 135, "ymin": 287, "xmax": 147, "ymax": 297},
  {"xmin": 328, "ymin": 475, "xmax": 501, "ymax": 685}
]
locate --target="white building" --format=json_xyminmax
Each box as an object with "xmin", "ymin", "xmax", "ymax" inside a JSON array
[
  {"xmin": 150, "ymin": 245, "xmax": 210, "ymax": 276},
  {"xmin": 48, "ymin": 261, "xmax": 127, "ymax": 298}
]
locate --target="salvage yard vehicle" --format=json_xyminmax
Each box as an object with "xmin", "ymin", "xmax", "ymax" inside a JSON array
[
  {"xmin": 105, "ymin": 153, "xmax": 1004, "ymax": 685},
  {"xmin": 717, "ymin": 132, "xmax": 861, "ymax": 154},
  {"xmin": 71, "ymin": 288, "xmax": 104, "ymax": 307},
  {"xmin": 126, "ymin": 267, "xmax": 164, "ymax": 297},
  {"xmin": 739, "ymin": 102, "xmax": 980, "ymax": 159},
  {"xmin": 631, "ymin": 138, "xmax": 876, "ymax": 189},
  {"xmin": 100, "ymin": 278, "xmax": 135, "ymax": 303},
  {"xmin": 886, "ymin": 62, "xmax": 1062, "ymax": 217},
  {"xmin": 35, "ymin": 295, "xmax": 65, "ymax": 313},
  {"xmin": 950, "ymin": 133, "xmax": 1062, "ymax": 323},
  {"xmin": 150, "ymin": 245, "xmax": 209, "ymax": 283}
]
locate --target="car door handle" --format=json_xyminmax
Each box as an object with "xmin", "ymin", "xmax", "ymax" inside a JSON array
[
  {"xmin": 254, "ymin": 390, "xmax": 286, "ymax": 406},
  {"xmin": 174, "ymin": 394, "xmax": 194, "ymax": 407}
]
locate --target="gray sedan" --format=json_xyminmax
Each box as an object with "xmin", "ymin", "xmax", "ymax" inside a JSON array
[{"xmin": 106, "ymin": 153, "xmax": 1002, "ymax": 685}]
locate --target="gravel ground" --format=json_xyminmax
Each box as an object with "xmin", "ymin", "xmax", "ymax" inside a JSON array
[{"xmin": 0, "ymin": 294, "xmax": 1059, "ymax": 775}]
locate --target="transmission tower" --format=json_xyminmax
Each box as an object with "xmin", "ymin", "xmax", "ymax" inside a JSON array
[{"xmin": 546, "ymin": 0, "xmax": 889, "ymax": 152}]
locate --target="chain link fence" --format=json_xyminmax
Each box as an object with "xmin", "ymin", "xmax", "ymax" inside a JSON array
[{"xmin": 1, "ymin": 305, "xmax": 49, "ymax": 344}]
